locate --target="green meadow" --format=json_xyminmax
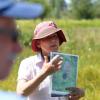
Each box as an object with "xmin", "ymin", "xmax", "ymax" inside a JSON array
[{"xmin": 0, "ymin": 19, "xmax": 100, "ymax": 100}]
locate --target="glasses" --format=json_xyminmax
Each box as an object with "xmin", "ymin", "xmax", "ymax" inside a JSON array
[{"xmin": 0, "ymin": 27, "xmax": 20, "ymax": 42}]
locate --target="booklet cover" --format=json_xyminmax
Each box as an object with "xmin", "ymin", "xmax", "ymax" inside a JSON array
[{"xmin": 49, "ymin": 52, "xmax": 78, "ymax": 97}]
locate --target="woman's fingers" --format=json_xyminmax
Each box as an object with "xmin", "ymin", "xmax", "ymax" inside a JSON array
[
  {"xmin": 44, "ymin": 56, "xmax": 49, "ymax": 63},
  {"xmin": 43, "ymin": 55, "xmax": 63, "ymax": 75},
  {"xmin": 50, "ymin": 55, "xmax": 63, "ymax": 66},
  {"xmin": 68, "ymin": 94, "xmax": 80, "ymax": 100},
  {"xmin": 66, "ymin": 87, "xmax": 85, "ymax": 100}
]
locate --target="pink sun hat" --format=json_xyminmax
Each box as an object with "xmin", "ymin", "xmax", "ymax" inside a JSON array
[{"xmin": 32, "ymin": 21, "xmax": 67, "ymax": 52}]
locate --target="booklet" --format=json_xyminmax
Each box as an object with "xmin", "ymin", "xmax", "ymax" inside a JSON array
[{"xmin": 49, "ymin": 52, "xmax": 79, "ymax": 97}]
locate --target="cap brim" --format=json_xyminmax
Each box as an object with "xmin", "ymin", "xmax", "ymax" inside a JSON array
[
  {"xmin": 2, "ymin": 2, "xmax": 44, "ymax": 19},
  {"xmin": 0, "ymin": 0, "xmax": 13, "ymax": 11}
]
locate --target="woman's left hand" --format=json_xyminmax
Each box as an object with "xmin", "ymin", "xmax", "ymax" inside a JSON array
[{"xmin": 66, "ymin": 87, "xmax": 85, "ymax": 100}]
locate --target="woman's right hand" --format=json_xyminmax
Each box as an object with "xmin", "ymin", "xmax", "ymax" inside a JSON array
[{"xmin": 41, "ymin": 55, "xmax": 63, "ymax": 76}]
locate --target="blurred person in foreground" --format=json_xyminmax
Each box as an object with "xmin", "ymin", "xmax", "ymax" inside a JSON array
[
  {"xmin": 17, "ymin": 21, "xmax": 85, "ymax": 100},
  {"xmin": 0, "ymin": 0, "xmax": 44, "ymax": 99}
]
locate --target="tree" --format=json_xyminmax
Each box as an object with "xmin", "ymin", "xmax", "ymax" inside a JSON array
[
  {"xmin": 93, "ymin": 0, "xmax": 100, "ymax": 18},
  {"xmin": 48, "ymin": 0, "xmax": 67, "ymax": 18},
  {"xmin": 23, "ymin": 0, "xmax": 68, "ymax": 18},
  {"xmin": 70, "ymin": 0, "xmax": 94, "ymax": 19}
]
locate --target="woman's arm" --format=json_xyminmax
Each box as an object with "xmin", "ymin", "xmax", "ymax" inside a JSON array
[{"xmin": 17, "ymin": 55, "xmax": 63, "ymax": 96}]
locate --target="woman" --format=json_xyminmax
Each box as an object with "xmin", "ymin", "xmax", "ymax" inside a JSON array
[{"xmin": 17, "ymin": 21, "xmax": 84, "ymax": 100}]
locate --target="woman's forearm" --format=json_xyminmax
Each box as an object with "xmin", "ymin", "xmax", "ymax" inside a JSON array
[{"xmin": 17, "ymin": 71, "xmax": 48, "ymax": 96}]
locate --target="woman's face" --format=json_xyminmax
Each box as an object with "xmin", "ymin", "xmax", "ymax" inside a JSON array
[{"xmin": 38, "ymin": 33, "xmax": 60, "ymax": 56}]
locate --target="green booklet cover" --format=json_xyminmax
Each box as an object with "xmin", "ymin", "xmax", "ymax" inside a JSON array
[{"xmin": 49, "ymin": 52, "xmax": 78, "ymax": 97}]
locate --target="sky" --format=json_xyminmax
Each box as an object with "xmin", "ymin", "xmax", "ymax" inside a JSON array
[{"xmin": 65, "ymin": 0, "xmax": 71, "ymax": 4}]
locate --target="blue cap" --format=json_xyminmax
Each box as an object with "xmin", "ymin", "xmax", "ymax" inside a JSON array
[
  {"xmin": 0, "ymin": 0, "xmax": 13, "ymax": 11},
  {"xmin": 0, "ymin": 0, "xmax": 44, "ymax": 19}
]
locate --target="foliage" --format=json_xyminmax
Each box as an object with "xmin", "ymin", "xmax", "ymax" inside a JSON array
[
  {"xmin": 93, "ymin": 0, "xmax": 100, "ymax": 18},
  {"xmin": 26, "ymin": 0, "xmax": 100, "ymax": 19},
  {"xmin": 26, "ymin": 0, "xmax": 68, "ymax": 18},
  {"xmin": 70, "ymin": 0, "xmax": 94, "ymax": 19},
  {"xmin": 49, "ymin": 0, "xmax": 67, "ymax": 18}
]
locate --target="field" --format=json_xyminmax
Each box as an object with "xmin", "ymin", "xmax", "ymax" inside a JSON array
[{"xmin": 0, "ymin": 19, "xmax": 100, "ymax": 100}]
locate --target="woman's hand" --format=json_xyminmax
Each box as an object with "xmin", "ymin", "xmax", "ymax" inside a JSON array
[
  {"xmin": 66, "ymin": 87, "xmax": 85, "ymax": 100},
  {"xmin": 41, "ymin": 55, "xmax": 63, "ymax": 75}
]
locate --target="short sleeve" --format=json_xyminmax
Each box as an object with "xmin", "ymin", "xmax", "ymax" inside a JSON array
[{"xmin": 17, "ymin": 59, "xmax": 34, "ymax": 81}]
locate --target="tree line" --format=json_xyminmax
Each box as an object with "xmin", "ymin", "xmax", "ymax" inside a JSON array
[{"xmin": 28, "ymin": 0, "xmax": 100, "ymax": 19}]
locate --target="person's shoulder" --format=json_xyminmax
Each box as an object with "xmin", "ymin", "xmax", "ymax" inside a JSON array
[
  {"xmin": 21, "ymin": 55, "xmax": 38, "ymax": 64},
  {"xmin": 0, "ymin": 91, "xmax": 25, "ymax": 100}
]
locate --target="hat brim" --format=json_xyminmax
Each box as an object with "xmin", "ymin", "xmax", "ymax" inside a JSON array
[
  {"xmin": 32, "ymin": 29, "xmax": 67, "ymax": 52},
  {"xmin": 2, "ymin": 2, "xmax": 44, "ymax": 19},
  {"xmin": 33, "ymin": 28, "xmax": 63, "ymax": 39}
]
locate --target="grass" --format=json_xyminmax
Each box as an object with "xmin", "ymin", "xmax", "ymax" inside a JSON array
[{"xmin": 0, "ymin": 19, "xmax": 100, "ymax": 99}]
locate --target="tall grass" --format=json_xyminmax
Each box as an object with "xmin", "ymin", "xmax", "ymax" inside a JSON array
[{"xmin": 0, "ymin": 19, "xmax": 100, "ymax": 100}]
